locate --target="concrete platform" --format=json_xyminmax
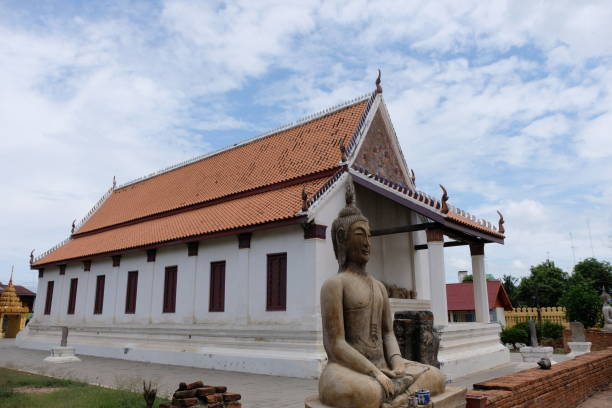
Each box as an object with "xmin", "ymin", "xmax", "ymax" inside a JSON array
[{"xmin": 305, "ymin": 386, "xmax": 466, "ymax": 408}]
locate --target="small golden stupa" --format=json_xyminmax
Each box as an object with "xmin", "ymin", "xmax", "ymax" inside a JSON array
[{"xmin": 0, "ymin": 268, "xmax": 29, "ymax": 338}]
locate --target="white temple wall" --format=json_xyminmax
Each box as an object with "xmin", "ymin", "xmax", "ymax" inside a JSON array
[
  {"xmin": 193, "ymin": 235, "xmax": 246, "ymax": 325},
  {"xmin": 87, "ymin": 258, "xmax": 115, "ymax": 324},
  {"xmin": 248, "ymin": 225, "xmax": 317, "ymax": 328},
  {"xmin": 353, "ymin": 183, "xmax": 415, "ymax": 292},
  {"xmin": 151, "ymin": 245, "xmax": 196, "ymax": 325},
  {"xmin": 114, "ymin": 252, "xmax": 152, "ymax": 325}
]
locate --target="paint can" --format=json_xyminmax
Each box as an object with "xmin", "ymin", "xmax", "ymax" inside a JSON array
[{"xmin": 415, "ymin": 389, "xmax": 430, "ymax": 405}]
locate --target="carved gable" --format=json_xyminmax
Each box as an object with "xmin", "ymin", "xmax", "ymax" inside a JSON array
[{"xmin": 354, "ymin": 109, "xmax": 406, "ymax": 185}]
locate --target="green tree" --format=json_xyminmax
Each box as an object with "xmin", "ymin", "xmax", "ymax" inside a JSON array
[
  {"xmin": 515, "ymin": 260, "xmax": 569, "ymax": 307},
  {"xmin": 501, "ymin": 274, "xmax": 519, "ymax": 306},
  {"xmin": 571, "ymin": 258, "xmax": 612, "ymax": 294},
  {"xmin": 462, "ymin": 273, "xmax": 495, "ymax": 283},
  {"xmin": 559, "ymin": 281, "xmax": 601, "ymax": 328}
]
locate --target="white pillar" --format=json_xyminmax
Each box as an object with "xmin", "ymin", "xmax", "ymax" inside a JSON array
[
  {"xmin": 470, "ymin": 243, "xmax": 490, "ymax": 323},
  {"xmin": 427, "ymin": 229, "xmax": 448, "ymax": 326}
]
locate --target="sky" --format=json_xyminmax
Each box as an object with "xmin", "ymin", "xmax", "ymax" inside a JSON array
[{"xmin": 1, "ymin": 0, "xmax": 611, "ymax": 291}]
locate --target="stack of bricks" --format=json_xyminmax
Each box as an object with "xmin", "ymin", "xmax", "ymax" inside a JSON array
[
  {"xmin": 466, "ymin": 347, "xmax": 612, "ymax": 407},
  {"xmin": 159, "ymin": 380, "xmax": 242, "ymax": 408}
]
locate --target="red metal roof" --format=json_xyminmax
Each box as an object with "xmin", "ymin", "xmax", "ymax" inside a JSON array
[{"xmin": 446, "ymin": 281, "xmax": 513, "ymax": 311}]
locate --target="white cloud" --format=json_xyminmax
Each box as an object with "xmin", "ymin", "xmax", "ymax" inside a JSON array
[{"xmin": 2, "ymin": 0, "xmax": 612, "ymax": 288}]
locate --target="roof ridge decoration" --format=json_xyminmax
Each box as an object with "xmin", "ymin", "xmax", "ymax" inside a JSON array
[
  {"xmin": 71, "ymin": 185, "xmax": 115, "ymax": 234},
  {"xmin": 117, "ymin": 93, "xmax": 372, "ymax": 190},
  {"xmin": 304, "ymin": 167, "xmax": 347, "ymax": 212},
  {"xmin": 32, "ymin": 237, "xmax": 71, "ymax": 265},
  {"xmin": 350, "ymin": 164, "xmax": 504, "ymax": 238}
]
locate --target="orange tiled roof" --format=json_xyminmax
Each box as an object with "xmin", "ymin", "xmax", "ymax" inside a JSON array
[
  {"xmin": 75, "ymin": 99, "xmax": 369, "ymax": 235},
  {"xmin": 34, "ymin": 178, "xmax": 327, "ymax": 265}
]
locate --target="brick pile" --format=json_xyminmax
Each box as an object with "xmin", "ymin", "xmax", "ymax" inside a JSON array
[
  {"xmin": 465, "ymin": 347, "xmax": 612, "ymax": 408},
  {"xmin": 563, "ymin": 328, "xmax": 612, "ymax": 352},
  {"xmin": 159, "ymin": 380, "xmax": 242, "ymax": 408}
]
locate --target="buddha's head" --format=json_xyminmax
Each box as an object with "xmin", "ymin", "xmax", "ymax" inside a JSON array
[{"xmin": 331, "ymin": 181, "xmax": 371, "ymax": 272}]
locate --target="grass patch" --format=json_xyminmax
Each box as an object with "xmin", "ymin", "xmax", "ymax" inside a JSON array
[{"xmin": 0, "ymin": 367, "xmax": 168, "ymax": 408}]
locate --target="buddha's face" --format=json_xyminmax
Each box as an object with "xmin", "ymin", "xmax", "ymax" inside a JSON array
[{"xmin": 346, "ymin": 220, "xmax": 371, "ymax": 265}]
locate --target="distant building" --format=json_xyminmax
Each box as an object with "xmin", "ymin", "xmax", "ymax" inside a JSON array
[
  {"xmin": 447, "ymin": 279, "xmax": 513, "ymax": 325},
  {"xmin": 0, "ymin": 281, "xmax": 35, "ymax": 312}
]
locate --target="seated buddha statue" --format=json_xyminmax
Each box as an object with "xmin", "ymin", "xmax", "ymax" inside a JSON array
[{"xmin": 318, "ymin": 184, "xmax": 446, "ymax": 408}]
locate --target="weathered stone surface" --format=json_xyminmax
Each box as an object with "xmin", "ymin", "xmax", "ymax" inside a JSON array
[
  {"xmin": 186, "ymin": 380, "xmax": 204, "ymax": 390},
  {"xmin": 570, "ymin": 322, "xmax": 586, "ymax": 342},
  {"xmin": 223, "ymin": 392, "xmax": 242, "ymax": 401},
  {"xmin": 394, "ymin": 310, "xmax": 440, "ymax": 368},
  {"xmin": 195, "ymin": 386, "xmax": 216, "ymax": 397},
  {"xmin": 173, "ymin": 389, "xmax": 197, "ymax": 399},
  {"xmin": 205, "ymin": 393, "xmax": 223, "ymax": 403},
  {"xmin": 171, "ymin": 397, "xmax": 198, "ymax": 407},
  {"xmin": 314, "ymin": 185, "xmax": 447, "ymax": 408}
]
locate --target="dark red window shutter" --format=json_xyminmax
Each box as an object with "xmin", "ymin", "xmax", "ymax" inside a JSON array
[
  {"xmin": 94, "ymin": 275, "xmax": 105, "ymax": 314},
  {"xmin": 112, "ymin": 255, "xmax": 121, "ymax": 267},
  {"xmin": 38, "ymin": 268, "xmax": 44, "ymax": 278},
  {"xmin": 44, "ymin": 281, "xmax": 54, "ymax": 315},
  {"xmin": 125, "ymin": 271, "xmax": 138, "ymax": 314},
  {"xmin": 147, "ymin": 249, "xmax": 156, "ymax": 262},
  {"xmin": 59, "ymin": 264, "xmax": 66, "ymax": 275},
  {"xmin": 187, "ymin": 242, "xmax": 199, "ymax": 256},
  {"xmin": 163, "ymin": 266, "xmax": 177, "ymax": 313},
  {"xmin": 83, "ymin": 260, "xmax": 91, "ymax": 271},
  {"xmin": 209, "ymin": 261, "xmax": 226, "ymax": 312},
  {"xmin": 67, "ymin": 278, "xmax": 78, "ymax": 315},
  {"xmin": 266, "ymin": 253, "xmax": 287, "ymax": 311}
]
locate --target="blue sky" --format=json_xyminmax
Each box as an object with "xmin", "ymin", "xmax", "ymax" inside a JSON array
[{"xmin": 1, "ymin": 1, "xmax": 611, "ymax": 290}]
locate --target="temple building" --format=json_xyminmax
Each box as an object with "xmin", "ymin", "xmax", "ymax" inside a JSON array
[
  {"xmin": 447, "ymin": 277, "xmax": 513, "ymax": 326},
  {"xmin": 18, "ymin": 79, "xmax": 509, "ymax": 379},
  {"xmin": 1, "ymin": 274, "xmax": 30, "ymax": 338}
]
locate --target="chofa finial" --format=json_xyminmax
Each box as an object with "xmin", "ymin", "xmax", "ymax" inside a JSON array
[
  {"xmin": 71, "ymin": 219, "xmax": 76, "ymax": 234},
  {"xmin": 112, "ymin": 176, "xmax": 116, "ymax": 189},
  {"xmin": 29, "ymin": 249, "xmax": 34, "ymax": 265},
  {"xmin": 497, "ymin": 210, "xmax": 505, "ymax": 234},
  {"xmin": 340, "ymin": 145, "xmax": 347, "ymax": 162},
  {"xmin": 375, "ymin": 69, "xmax": 382, "ymax": 94},
  {"xmin": 301, "ymin": 188, "xmax": 309, "ymax": 212},
  {"xmin": 439, "ymin": 185, "xmax": 449, "ymax": 214},
  {"xmin": 410, "ymin": 169, "xmax": 416, "ymax": 185}
]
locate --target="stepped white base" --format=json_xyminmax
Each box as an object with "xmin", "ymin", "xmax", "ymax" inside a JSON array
[
  {"xmin": 437, "ymin": 323, "xmax": 510, "ymax": 381},
  {"xmin": 567, "ymin": 341, "xmax": 591, "ymax": 358},
  {"xmin": 44, "ymin": 346, "xmax": 81, "ymax": 363},
  {"xmin": 17, "ymin": 323, "xmax": 325, "ymax": 378}
]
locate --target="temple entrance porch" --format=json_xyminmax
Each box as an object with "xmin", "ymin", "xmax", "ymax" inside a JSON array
[{"xmin": 352, "ymin": 173, "xmax": 510, "ymax": 379}]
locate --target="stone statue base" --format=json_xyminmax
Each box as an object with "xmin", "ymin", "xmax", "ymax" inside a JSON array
[
  {"xmin": 603, "ymin": 324, "xmax": 612, "ymax": 333},
  {"xmin": 567, "ymin": 341, "xmax": 591, "ymax": 357},
  {"xmin": 519, "ymin": 346, "xmax": 553, "ymax": 363},
  {"xmin": 44, "ymin": 346, "xmax": 81, "ymax": 363},
  {"xmin": 305, "ymin": 386, "xmax": 466, "ymax": 408}
]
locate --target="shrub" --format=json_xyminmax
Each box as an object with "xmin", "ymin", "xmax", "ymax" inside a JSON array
[
  {"xmin": 500, "ymin": 325, "xmax": 528, "ymax": 347},
  {"xmin": 539, "ymin": 321, "xmax": 563, "ymax": 340},
  {"xmin": 559, "ymin": 282, "xmax": 601, "ymax": 328}
]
